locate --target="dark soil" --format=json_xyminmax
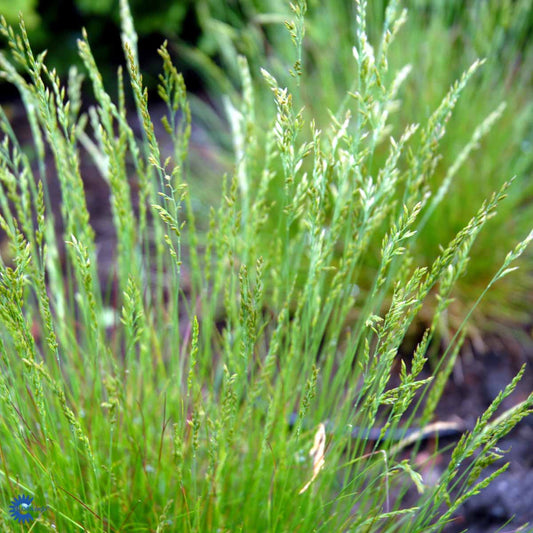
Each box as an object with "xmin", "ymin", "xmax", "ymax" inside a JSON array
[
  {"xmin": 438, "ymin": 346, "xmax": 533, "ymax": 532},
  {"xmin": 2, "ymin": 99, "xmax": 532, "ymax": 532}
]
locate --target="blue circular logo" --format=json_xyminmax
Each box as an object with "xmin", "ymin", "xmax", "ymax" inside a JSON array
[{"xmin": 9, "ymin": 494, "xmax": 34, "ymax": 524}]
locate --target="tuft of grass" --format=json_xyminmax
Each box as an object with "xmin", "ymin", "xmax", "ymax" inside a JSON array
[{"xmin": 0, "ymin": 1, "xmax": 531, "ymax": 531}]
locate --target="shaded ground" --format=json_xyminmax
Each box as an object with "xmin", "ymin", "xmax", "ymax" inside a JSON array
[
  {"xmin": 439, "ymin": 345, "xmax": 533, "ymax": 532},
  {"xmin": 1, "ymin": 100, "xmax": 532, "ymax": 532}
]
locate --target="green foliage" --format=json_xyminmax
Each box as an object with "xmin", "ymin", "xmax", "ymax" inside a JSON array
[
  {"xmin": 0, "ymin": 0, "xmax": 191, "ymax": 90},
  {"xmin": 0, "ymin": 2, "xmax": 531, "ymax": 531},
  {"xmin": 0, "ymin": 0, "xmax": 38, "ymax": 29},
  {"xmin": 76, "ymin": 0, "xmax": 189, "ymax": 36}
]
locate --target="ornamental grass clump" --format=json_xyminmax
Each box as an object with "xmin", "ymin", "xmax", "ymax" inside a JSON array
[{"xmin": 0, "ymin": 0, "xmax": 531, "ymax": 531}]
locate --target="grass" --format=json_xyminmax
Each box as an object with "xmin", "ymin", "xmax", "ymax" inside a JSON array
[
  {"xmin": 184, "ymin": 0, "xmax": 533, "ymax": 343},
  {"xmin": 0, "ymin": 0, "xmax": 531, "ymax": 530}
]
